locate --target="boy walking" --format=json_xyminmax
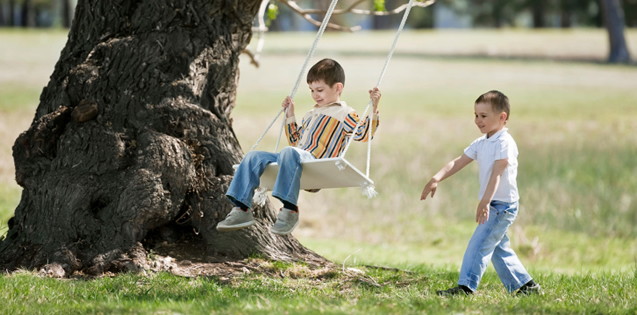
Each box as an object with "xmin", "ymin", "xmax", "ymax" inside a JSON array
[
  {"xmin": 217, "ymin": 58, "xmax": 381, "ymax": 235},
  {"xmin": 421, "ymin": 90, "xmax": 540, "ymax": 296}
]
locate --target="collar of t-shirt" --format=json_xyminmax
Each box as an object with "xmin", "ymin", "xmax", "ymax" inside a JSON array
[
  {"xmin": 484, "ymin": 128, "xmax": 508, "ymax": 142},
  {"xmin": 313, "ymin": 101, "xmax": 345, "ymax": 108}
]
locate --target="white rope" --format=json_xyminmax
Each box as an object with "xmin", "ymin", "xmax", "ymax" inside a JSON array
[
  {"xmin": 338, "ymin": 0, "xmax": 416, "ymax": 177},
  {"xmin": 253, "ymin": 0, "xmax": 269, "ymax": 63},
  {"xmin": 250, "ymin": 0, "xmax": 340, "ymax": 153}
]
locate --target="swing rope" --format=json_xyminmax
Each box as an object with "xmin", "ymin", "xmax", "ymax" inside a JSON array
[
  {"xmin": 337, "ymin": 0, "xmax": 416, "ymax": 178},
  {"xmin": 250, "ymin": 0, "xmax": 340, "ymax": 153},
  {"xmin": 247, "ymin": 0, "xmax": 417, "ymax": 202}
]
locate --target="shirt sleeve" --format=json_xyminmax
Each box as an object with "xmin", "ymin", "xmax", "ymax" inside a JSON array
[
  {"xmin": 344, "ymin": 111, "xmax": 380, "ymax": 142},
  {"xmin": 463, "ymin": 138, "xmax": 480, "ymax": 160},
  {"xmin": 285, "ymin": 116, "xmax": 302, "ymax": 146},
  {"xmin": 495, "ymin": 137, "xmax": 517, "ymax": 160}
]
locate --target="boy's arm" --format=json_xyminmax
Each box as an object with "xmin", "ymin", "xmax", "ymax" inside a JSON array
[
  {"xmin": 369, "ymin": 87, "xmax": 381, "ymax": 113},
  {"xmin": 283, "ymin": 96, "xmax": 301, "ymax": 146},
  {"xmin": 285, "ymin": 118, "xmax": 301, "ymax": 146},
  {"xmin": 420, "ymin": 154, "xmax": 473, "ymax": 200},
  {"xmin": 283, "ymin": 96, "xmax": 295, "ymax": 118},
  {"xmin": 351, "ymin": 113, "xmax": 380, "ymax": 142},
  {"xmin": 351, "ymin": 87, "xmax": 381, "ymax": 142},
  {"xmin": 475, "ymin": 158, "xmax": 508, "ymax": 225}
]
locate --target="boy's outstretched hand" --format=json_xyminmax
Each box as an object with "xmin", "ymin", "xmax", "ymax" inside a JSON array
[
  {"xmin": 420, "ymin": 179, "xmax": 438, "ymax": 200},
  {"xmin": 282, "ymin": 96, "xmax": 295, "ymax": 118},
  {"xmin": 369, "ymin": 87, "xmax": 381, "ymax": 112}
]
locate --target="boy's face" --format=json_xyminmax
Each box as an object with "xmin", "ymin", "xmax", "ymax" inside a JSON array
[
  {"xmin": 308, "ymin": 80, "xmax": 342, "ymax": 107},
  {"xmin": 474, "ymin": 102, "xmax": 507, "ymax": 137}
]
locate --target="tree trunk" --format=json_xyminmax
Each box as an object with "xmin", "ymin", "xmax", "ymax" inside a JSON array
[
  {"xmin": 0, "ymin": 2, "xmax": 5, "ymax": 26},
  {"xmin": 600, "ymin": 0, "xmax": 632, "ymax": 63},
  {"xmin": 531, "ymin": 0, "xmax": 546, "ymax": 28},
  {"xmin": 22, "ymin": 0, "xmax": 36, "ymax": 28},
  {"xmin": 560, "ymin": 10, "xmax": 572, "ymax": 28},
  {"xmin": 62, "ymin": 0, "xmax": 73, "ymax": 28},
  {"xmin": 493, "ymin": 3, "xmax": 503, "ymax": 28},
  {"xmin": 0, "ymin": 0, "xmax": 325, "ymax": 277},
  {"xmin": 8, "ymin": 0, "xmax": 15, "ymax": 26}
]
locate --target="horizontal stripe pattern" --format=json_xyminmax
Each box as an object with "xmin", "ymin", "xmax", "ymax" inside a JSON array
[{"xmin": 285, "ymin": 102, "xmax": 379, "ymax": 159}]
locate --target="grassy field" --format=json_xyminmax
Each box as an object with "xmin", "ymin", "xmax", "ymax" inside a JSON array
[
  {"xmin": 1, "ymin": 263, "xmax": 636, "ymax": 314},
  {"xmin": 1, "ymin": 29, "xmax": 637, "ymax": 313}
]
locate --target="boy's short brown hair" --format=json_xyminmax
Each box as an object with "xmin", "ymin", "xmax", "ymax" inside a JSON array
[
  {"xmin": 307, "ymin": 58, "xmax": 345, "ymax": 87},
  {"xmin": 475, "ymin": 90, "xmax": 510, "ymax": 121}
]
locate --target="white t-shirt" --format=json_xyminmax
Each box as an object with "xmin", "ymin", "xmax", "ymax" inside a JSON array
[{"xmin": 463, "ymin": 128, "xmax": 519, "ymax": 203}]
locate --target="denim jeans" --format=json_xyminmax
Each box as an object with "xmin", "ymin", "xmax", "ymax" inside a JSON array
[
  {"xmin": 458, "ymin": 200, "xmax": 532, "ymax": 293},
  {"xmin": 226, "ymin": 146, "xmax": 315, "ymax": 208}
]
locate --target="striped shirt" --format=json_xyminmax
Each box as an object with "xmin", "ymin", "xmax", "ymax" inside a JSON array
[{"xmin": 285, "ymin": 101, "xmax": 380, "ymax": 159}]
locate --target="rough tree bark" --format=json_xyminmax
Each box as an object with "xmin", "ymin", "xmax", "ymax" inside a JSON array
[
  {"xmin": 600, "ymin": 0, "xmax": 632, "ymax": 63},
  {"xmin": 0, "ymin": 0, "xmax": 325, "ymax": 277}
]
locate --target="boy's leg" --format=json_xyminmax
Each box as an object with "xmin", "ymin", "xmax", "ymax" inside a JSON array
[
  {"xmin": 219, "ymin": 151, "xmax": 278, "ymax": 232},
  {"xmin": 270, "ymin": 147, "xmax": 315, "ymax": 207},
  {"xmin": 270, "ymin": 147, "xmax": 315, "ymax": 235},
  {"xmin": 225, "ymin": 150, "xmax": 278, "ymax": 209},
  {"xmin": 457, "ymin": 201, "xmax": 519, "ymax": 292},
  {"xmin": 489, "ymin": 204, "xmax": 533, "ymax": 293}
]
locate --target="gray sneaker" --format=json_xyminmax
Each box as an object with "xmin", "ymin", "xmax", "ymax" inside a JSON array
[
  {"xmin": 270, "ymin": 208, "xmax": 299, "ymax": 235},
  {"xmin": 216, "ymin": 207, "xmax": 256, "ymax": 232}
]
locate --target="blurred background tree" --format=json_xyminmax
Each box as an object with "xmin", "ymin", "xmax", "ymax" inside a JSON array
[
  {"xmin": 601, "ymin": 0, "xmax": 631, "ymax": 62},
  {"xmin": 0, "ymin": 0, "xmax": 633, "ymax": 31},
  {"xmin": 0, "ymin": 0, "xmax": 75, "ymax": 27},
  {"xmin": 438, "ymin": 0, "xmax": 604, "ymax": 28},
  {"xmin": 627, "ymin": 0, "xmax": 637, "ymax": 26}
]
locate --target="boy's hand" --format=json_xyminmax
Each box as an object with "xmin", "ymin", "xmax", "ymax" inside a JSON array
[
  {"xmin": 369, "ymin": 87, "xmax": 381, "ymax": 113},
  {"xmin": 282, "ymin": 96, "xmax": 295, "ymax": 118},
  {"xmin": 420, "ymin": 179, "xmax": 438, "ymax": 200},
  {"xmin": 475, "ymin": 201, "xmax": 489, "ymax": 225}
]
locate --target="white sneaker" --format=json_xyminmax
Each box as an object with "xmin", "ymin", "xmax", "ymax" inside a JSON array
[
  {"xmin": 270, "ymin": 208, "xmax": 299, "ymax": 235},
  {"xmin": 216, "ymin": 207, "xmax": 256, "ymax": 232}
]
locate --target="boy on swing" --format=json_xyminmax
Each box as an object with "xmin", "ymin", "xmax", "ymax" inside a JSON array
[{"xmin": 217, "ymin": 58, "xmax": 381, "ymax": 235}]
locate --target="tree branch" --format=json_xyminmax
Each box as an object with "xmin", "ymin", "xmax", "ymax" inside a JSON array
[
  {"xmin": 243, "ymin": 0, "xmax": 271, "ymax": 68},
  {"xmin": 242, "ymin": 0, "xmax": 436, "ymax": 65},
  {"xmin": 280, "ymin": 0, "xmax": 436, "ymax": 19},
  {"xmin": 349, "ymin": 0, "xmax": 435, "ymax": 16},
  {"xmin": 242, "ymin": 48, "xmax": 260, "ymax": 67},
  {"xmin": 279, "ymin": 0, "xmax": 362, "ymax": 32}
]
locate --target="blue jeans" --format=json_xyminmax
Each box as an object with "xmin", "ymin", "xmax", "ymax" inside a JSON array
[
  {"xmin": 458, "ymin": 200, "xmax": 532, "ymax": 293},
  {"xmin": 226, "ymin": 147, "xmax": 315, "ymax": 208}
]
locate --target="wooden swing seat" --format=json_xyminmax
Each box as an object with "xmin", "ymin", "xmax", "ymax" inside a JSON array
[{"xmin": 233, "ymin": 157, "xmax": 373, "ymax": 191}]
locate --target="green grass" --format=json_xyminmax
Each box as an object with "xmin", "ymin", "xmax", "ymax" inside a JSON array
[
  {"xmin": 0, "ymin": 185, "xmax": 20, "ymax": 237},
  {"xmin": 0, "ymin": 84, "xmax": 41, "ymax": 113},
  {"xmin": 1, "ymin": 264, "xmax": 636, "ymax": 314},
  {"xmin": 2, "ymin": 29, "xmax": 637, "ymax": 313},
  {"xmin": 299, "ymin": 223, "xmax": 637, "ymax": 273}
]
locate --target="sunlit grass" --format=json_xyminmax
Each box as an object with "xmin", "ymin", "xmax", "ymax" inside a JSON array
[
  {"xmin": 0, "ymin": 84, "xmax": 41, "ymax": 113},
  {"xmin": 1, "ymin": 265, "xmax": 636, "ymax": 314}
]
